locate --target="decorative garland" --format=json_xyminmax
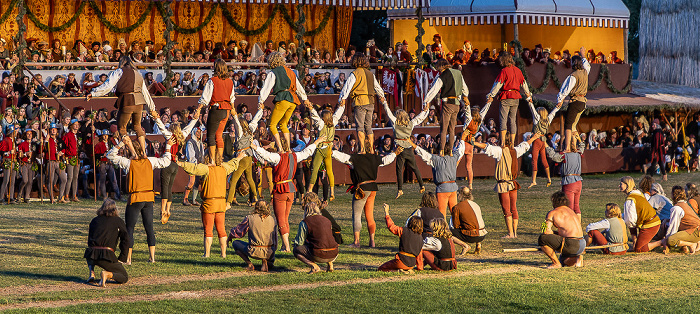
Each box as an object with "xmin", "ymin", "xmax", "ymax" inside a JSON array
[
  {"xmin": 161, "ymin": 1, "xmax": 175, "ymax": 98},
  {"xmin": 294, "ymin": 4, "xmax": 306, "ymax": 70},
  {"xmin": 221, "ymin": 4, "xmax": 280, "ymax": 37},
  {"xmin": 24, "ymin": 0, "xmax": 86, "ymax": 32},
  {"xmin": 88, "ymin": 0, "xmax": 155, "ymax": 34},
  {"xmin": 13, "ymin": 0, "xmax": 26, "ymax": 79},
  {"xmin": 414, "ymin": 5, "xmax": 425, "ymax": 65},
  {"xmin": 279, "ymin": 5, "xmax": 334, "ymax": 37},
  {"xmin": 156, "ymin": 2, "xmax": 218, "ymax": 35},
  {"xmin": 0, "ymin": 0, "xmax": 18, "ymax": 25}
]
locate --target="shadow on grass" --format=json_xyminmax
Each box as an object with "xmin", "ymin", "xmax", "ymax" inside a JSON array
[
  {"xmin": 0, "ymin": 270, "xmax": 83, "ymax": 284},
  {"xmin": 467, "ymin": 256, "xmax": 543, "ymax": 267}
]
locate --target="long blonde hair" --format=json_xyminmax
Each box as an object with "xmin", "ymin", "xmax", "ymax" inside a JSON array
[
  {"xmin": 238, "ymin": 115, "xmax": 252, "ymax": 135},
  {"xmin": 395, "ymin": 109, "xmax": 410, "ymax": 127},
  {"xmin": 321, "ymin": 110, "xmax": 333, "ymax": 127},
  {"xmin": 430, "ymin": 218, "xmax": 451, "ymax": 239},
  {"xmin": 536, "ymin": 107, "xmax": 548, "ymax": 121},
  {"xmin": 213, "ymin": 58, "xmax": 229, "ymax": 79},
  {"xmin": 169, "ymin": 122, "xmax": 185, "ymax": 147}
]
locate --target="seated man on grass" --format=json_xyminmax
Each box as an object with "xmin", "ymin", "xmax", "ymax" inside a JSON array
[{"xmin": 538, "ymin": 191, "xmax": 585, "ymax": 269}]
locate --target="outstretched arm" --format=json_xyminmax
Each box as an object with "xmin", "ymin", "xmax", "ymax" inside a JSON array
[
  {"xmin": 248, "ymin": 105, "xmax": 264, "ymax": 131},
  {"xmin": 414, "ymin": 146, "xmax": 435, "ymax": 167},
  {"xmin": 381, "ymin": 101, "xmax": 397, "ymax": 125},
  {"xmin": 106, "ymin": 140, "xmax": 130, "ymax": 170},
  {"xmin": 309, "ymin": 107, "xmax": 325, "ymax": 130},
  {"xmin": 89, "ymin": 69, "xmax": 122, "ymax": 97},
  {"xmin": 251, "ymin": 144, "xmax": 281, "ymax": 165},
  {"xmin": 332, "ymin": 105, "xmax": 345, "ymax": 125},
  {"xmin": 331, "ymin": 150, "xmax": 352, "ymax": 165},
  {"xmin": 176, "ymin": 160, "xmax": 209, "ymax": 176}
]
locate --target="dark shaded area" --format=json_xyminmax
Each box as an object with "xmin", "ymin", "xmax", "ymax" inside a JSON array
[
  {"xmin": 350, "ymin": 10, "xmax": 390, "ymax": 52},
  {"xmin": 623, "ymin": 0, "xmax": 641, "ymax": 63}
]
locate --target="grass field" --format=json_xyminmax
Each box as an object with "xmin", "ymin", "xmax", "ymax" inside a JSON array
[{"xmin": 2, "ymin": 171, "xmax": 700, "ymax": 312}]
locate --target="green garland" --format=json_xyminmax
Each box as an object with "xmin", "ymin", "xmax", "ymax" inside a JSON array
[
  {"xmin": 88, "ymin": 0, "xmax": 155, "ymax": 34},
  {"xmin": 13, "ymin": 0, "xmax": 26, "ymax": 79},
  {"xmin": 161, "ymin": 1, "xmax": 175, "ymax": 98},
  {"xmin": 279, "ymin": 5, "xmax": 334, "ymax": 37},
  {"xmin": 221, "ymin": 4, "xmax": 280, "ymax": 37},
  {"xmin": 156, "ymin": 2, "xmax": 218, "ymax": 35},
  {"xmin": 295, "ymin": 4, "xmax": 306, "ymax": 70},
  {"xmin": 25, "ymin": 1, "xmax": 86, "ymax": 32},
  {"xmin": 0, "ymin": 0, "xmax": 18, "ymax": 25},
  {"xmin": 414, "ymin": 5, "xmax": 425, "ymax": 65}
]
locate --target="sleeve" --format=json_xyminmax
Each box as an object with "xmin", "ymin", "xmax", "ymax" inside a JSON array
[
  {"xmin": 422, "ymin": 237, "xmax": 443, "ymax": 251},
  {"xmin": 546, "ymin": 147, "xmax": 564, "ymax": 163},
  {"xmin": 142, "ymin": 79, "xmax": 156, "ymax": 112},
  {"xmin": 547, "ymin": 106, "xmax": 561, "ymax": 124},
  {"xmin": 295, "ymin": 76, "xmax": 309, "ymax": 101},
  {"xmin": 556, "ymin": 75, "xmax": 577, "ymax": 104},
  {"xmin": 380, "ymin": 152, "xmax": 396, "ymax": 166},
  {"xmin": 514, "ymin": 141, "xmax": 532, "ymax": 158},
  {"xmin": 149, "ymin": 145, "xmax": 173, "ymax": 169},
  {"xmin": 117, "ymin": 218, "xmax": 130, "ymax": 263},
  {"xmin": 585, "ymin": 219, "xmax": 611, "ymax": 233},
  {"xmin": 293, "ymin": 221, "xmax": 308, "ymax": 247},
  {"xmin": 623, "ymin": 199, "xmax": 637, "ymax": 228},
  {"xmin": 412, "ymin": 109, "xmax": 429, "ymax": 126},
  {"xmin": 423, "ymin": 77, "xmax": 443, "ymax": 105},
  {"xmin": 338, "ymin": 73, "xmax": 356, "ymax": 102},
  {"xmin": 222, "ymin": 158, "xmax": 241, "ymax": 174},
  {"xmin": 373, "ymin": 75, "xmax": 386, "ymax": 98},
  {"xmin": 454, "ymin": 140, "xmax": 466, "ymax": 160},
  {"xmin": 248, "ymin": 108, "xmax": 264, "ymax": 131},
  {"xmin": 479, "ymin": 101, "xmax": 493, "ymax": 119},
  {"xmin": 154, "ymin": 118, "xmax": 172, "ymax": 139},
  {"xmin": 90, "ymin": 69, "xmax": 122, "ymax": 97},
  {"xmin": 385, "ymin": 215, "xmax": 403, "ymax": 236},
  {"xmin": 382, "ymin": 101, "xmax": 397, "ymax": 125},
  {"xmin": 415, "ymin": 147, "xmax": 434, "ymax": 166},
  {"xmin": 229, "ymin": 217, "xmax": 250, "ymax": 239},
  {"xmin": 106, "ymin": 144, "xmax": 130, "ymax": 170},
  {"xmin": 178, "ymin": 161, "xmax": 210, "ymax": 176},
  {"xmin": 460, "ymin": 76, "xmax": 469, "ymax": 98},
  {"xmin": 295, "ymin": 143, "xmax": 317, "ymax": 161},
  {"xmin": 666, "ymin": 206, "xmax": 684, "ymax": 237},
  {"xmin": 528, "ymin": 101, "xmax": 541, "ymax": 123},
  {"xmin": 332, "ymin": 105, "xmax": 345, "ymax": 125},
  {"xmin": 197, "ymin": 79, "xmax": 214, "ymax": 106},
  {"xmin": 252, "ymin": 146, "xmax": 281, "ymax": 165},
  {"xmin": 331, "ymin": 150, "xmax": 352, "ymax": 165},
  {"xmin": 181, "ymin": 118, "xmax": 199, "ymax": 138},
  {"xmin": 486, "ymin": 81, "xmax": 503, "ymax": 99},
  {"xmin": 483, "ymin": 144, "xmax": 503, "ymax": 160},
  {"xmin": 310, "ymin": 108, "xmax": 325, "ymax": 130},
  {"xmin": 521, "ymin": 80, "xmax": 532, "ymax": 99},
  {"xmin": 230, "ymin": 82, "xmax": 236, "ymax": 103},
  {"xmin": 582, "ymin": 58, "xmax": 592, "ymax": 74},
  {"xmin": 257, "ymin": 72, "xmax": 276, "ymax": 103}
]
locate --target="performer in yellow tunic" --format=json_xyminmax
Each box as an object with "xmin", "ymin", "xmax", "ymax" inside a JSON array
[{"xmin": 177, "ymin": 153, "xmax": 246, "ymax": 258}]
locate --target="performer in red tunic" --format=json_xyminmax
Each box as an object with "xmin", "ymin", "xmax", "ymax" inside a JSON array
[{"xmin": 198, "ymin": 59, "xmax": 235, "ymax": 164}]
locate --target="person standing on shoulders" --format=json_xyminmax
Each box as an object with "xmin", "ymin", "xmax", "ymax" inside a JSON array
[{"xmin": 555, "ymin": 47, "xmax": 591, "ymax": 153}]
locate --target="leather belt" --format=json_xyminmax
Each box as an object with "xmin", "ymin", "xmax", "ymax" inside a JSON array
[
  {"xmin": 276, "ymin": 179, "xmax": 293, "ymax": 185},
  {"xmin": 440, "ymin": 258, "xmax": 456, "ymax": 262},
  {"xmin": 90, "ymin": 246, "xmax": 115, "ymax": 252},
  {"xmin": 253, "ymin": 245, "xmax": 274, "ymax": 248},
  {"xmin": 399, "ymin": 251, "xmax": 416, "ymax": 258},
  {"xmin": 438, "ymin": 180, "xmax": 456, "ymax": 185}
]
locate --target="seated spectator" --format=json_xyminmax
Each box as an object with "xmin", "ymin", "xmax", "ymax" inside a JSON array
[
  {"xmin": 315, "ymin": 72, "xmax": 333, "ymax": 94},
  {"xmin": 245, "ymin": 73, "xmax": 259, "ymax": 95},
  {"xmin": 65, "ymin": 73, "xmax": 82, "ymax": 97},
  {"xmin": 181, "ymin": 71, "xmax": 197, "ymax": 96},
  {"xmin": 50, "ymin": 75, "xmax": 66, "ymax": 97},
  {"xmin": 333, "ymin": 73, "xmax": 346, "ymax": 93},
  {"xmin": 521, "ymin": 48, "xmax": 534, "ymax": 66},
  {"xmin": 610, "ymin": 51, "xmax": 623, "ymax": 64},
  {"xmin": 81, "ymin": 73, "xmax": 101, "ymax": 94},
  {"xmin": 145, "ymin": 72, "xmax": 166, "ymax": 96},
  {"xmin": 195, "ymin": 73, "xmax": 209, "ymax": 95}
]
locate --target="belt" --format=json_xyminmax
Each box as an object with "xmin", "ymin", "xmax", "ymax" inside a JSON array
[
  {"xmin": 565, "ymin": 237, "xmax": 585, "ymax": 240},
  {"xmin": 399, "ymin": 251, "xmax": 416, "ymax": 258},
  {"xmin": 503, "ymin": 89, "xmax": 519, "ymax": 92},
  {"xmin": 438, "ymin": 180, "xmax": 455, "ymax": 185},
  {"xmin": 235, "ymin": 146, "xmax": 251, "ymax": 152},
  {"xmin": 276, "ymin": 179, "xmax": 293, "ymax": 185},
  {"xmin": 90, "ymin": 246, "xmax": 115, "ymax": 252},
  {"xmin": 253, "ymin": 245, "xmax": 274, "ymax": 248},
  {"xmin": 131, "ymin": 190, "xmax": 154, "ymax": 194},
  {"xmin": 356, "ymin": 180, "xmax": 376, "ymax": 186},
  {"xmin": 396, "ymin": 138, "xmax": 411, "ymax": 141},
  {"xmin": 439, "ymin": 257, "xmax": 456, "ymax": 262},
  {"xmin": 318, "ymin": 248, "xmax": 338, "ymax": 252},
  {"xmin": 640, "ymin": 214, "xmax": 661, "ymax": 229}
]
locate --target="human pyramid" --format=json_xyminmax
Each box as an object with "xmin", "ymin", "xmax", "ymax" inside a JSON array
[{"xmin": 81, "ymin": 49, "xmax": 700, "ymax": 287}]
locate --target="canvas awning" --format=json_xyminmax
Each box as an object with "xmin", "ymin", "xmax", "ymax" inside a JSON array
[
  {"xmin": 130, "ymin": 0, "xmax": 429, "ymax": 10},
  {"xmin": 388, "ymin": 0, "xmax": 629, "ymax": 28}
]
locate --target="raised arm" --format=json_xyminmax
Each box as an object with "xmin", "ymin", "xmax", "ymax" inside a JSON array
[
  {"xmin": 257, "ymin": 71, "xmax": 276, "ymax": 103},
  {"xmin": 177, "ymin": 160, "xmax": 209, "ymax": 176},
  {"xmin": 295, "ymin": 143, "xmax": 318, "ymax": 161},
  {"xmin": 381, "ymin": 101, "xmax": 397, "ymax": 125},
  {"xmin": 331, "ymin": 150, "xmax": 351, "ymax": 165},
  {"xmin": 414, "ymin": 146, "xmax": 435, "ymax": 166},
  {"xmin": 149, "ymin": 143, "xmax": 173, "ymax": 169},
  {"xmin": 479, "ymin": 101, "xmax": 493, "ymax": 119},
  {"xmin": 89, "ymin": 68, "xmax": 122, "ymax": 97},
  {"xmin": 412, "ymin": 108, "xmax": 429, "ymax": 126},
  {"xmin": 248, "ymin": 106, "xmax": 264, "ymax": 131},
  {"xmin": 197, "ymin": 79, "xmax": 214, "ymax": 106},
  {"xmin": 546, "ymin": 106, "xmax": 560, "ymax": 124},
  {"xmin": 252, "ymin": 144, "xmax": 281, "ymax": 165},
  {"xmin": 528, "ymin": 101, "xmax": 541, "ymax": 123},
  {"xmin": 106, "ymin": 140, "xmax": 130, "ymax": 170},
  {"xmin": 332, "ymin": 105, "xmax": 345, "ymax": 125},
  {"xmin": 384, "ymin": 204, "xmax": 403, "ymax": 236},
  {"xmin": 309, "ymin": 107, "xmax": 325, "ymax": 130},
  {"xmin": 181, "ymin": 117, "xmax": 199, "ymax": 138},
  {"xmin": 153, "ymin": 117, "xmax": 172, "ymax": 139}
]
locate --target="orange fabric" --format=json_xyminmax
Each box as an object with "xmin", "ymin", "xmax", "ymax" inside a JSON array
[
  {"xmin": 200, "ymin": 166, "xmax": 228, "ymax": 214},
  {"xmin": 284, "ymin": 67, "xmax": 301, "ymax": 104},
  {"xmin": 201, "ymin": 211, "xmax": 227, "ymax": 238},
  {"xmin": 437, "ymin": 191, "xmax": 457, "ymax": 217},
  {"xmin": 378, "ymin": 255, "xmax": 411, "ymax": 271},
  {"xmin": 210, "ymin": 77, "xmax": 234, "ymax": 110},
  {"xmin": 273, "ymin": 192, "xmax": 294, "ymax": 234},
  {"xmin": 365, "ymin": 191, "xmax": 377, "ymax": 234},
  {"xmin": 128, "ymin": 159, "xmax": 154, "ymax": 204}
]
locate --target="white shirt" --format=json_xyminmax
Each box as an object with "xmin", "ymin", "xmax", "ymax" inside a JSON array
[
  {"xmin": 382, "ymin": 102, "xmax": 428, "ymax": 128},
  {"xmin": 257, "ymin": 71, "xmax": 308, "ymax": 103},
  {"xmin": 528, "ymin": 102, "xmax": 560, "ymax": 126},
  {"xmin": 556, "ymin": 58, "xmax": 592, "ymax": 104},
  {"xmin": 338, "ymin": 71, "xmax": 386, "ymax": 103},
  {"xmin": 197, "ymin": 79, "xmax": 237, "ymax": 106},
  {"xmin": 483, "ymin": 142, "xmax": 531, "ymax": 161},
  {"xmin": 422, "ymin": 74, "xmax": 470, "ymax": 106},
  {"xmin": 155, "ymin": 117, "xmax": 198, "ymax": 140},
  {"xmin": 415, "ymin": 140, "xmax": 467, "ymax": 167},
  {"xmin": 585, "ymin": 218, "xmax": 611, "ymax": 233},
  {"xmin": 106, "ymin": 143, "xmax": 172, "ymax": 172},
  {"xmin": 331, "ymin": 150, "xmax": 396, "ymax": 168},
  {"xmin": 252, "ymin": 144, "xmax": 317, "ymax": 166},
  {"xmin": 90, "ymin": 68, "xmax": 156, "ymax": 111},
  {"xmin": 623, "ymin": 190, "xmax": 644, "ymax": 228},
  {"xmin": 310, "ymin": 106, "xmax": 345, "ymax": 130},
  {"xmin": 666, "ymin": 202, "xmax": 688, "ymax": 238},
  {"xmin": 233, "ymin": 109, "xmax": 263, "ymax": 135}
]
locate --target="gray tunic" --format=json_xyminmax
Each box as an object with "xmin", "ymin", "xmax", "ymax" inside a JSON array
[{"xmin": 546, "ymin": 142, "xmax": 584, "ymax": 186}]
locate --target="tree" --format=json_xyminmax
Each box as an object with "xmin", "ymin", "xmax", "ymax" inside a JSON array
[
  {"xmin": 622, "ymin": 0, "xmax": 641, "ymax": 63},
  {"xmin": 349, "ymin": 10, "xmax": 390, "ymax": 52}
]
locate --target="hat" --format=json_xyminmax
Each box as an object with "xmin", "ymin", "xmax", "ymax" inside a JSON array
[
  {"xmin": 103, "ymin": 45, "xmax": 112, "ymax": 52},
  {"xmin": 430, "ymin": 105, "xmax": 436, "ymax": 110},
  {"xmin": 651, "ymin": 182, "xmax": 665, "ymax": 196},
  {"xmin": 102, "ymin": 129, "xmax": 111, "ymax": 136},
  {"xmin": 145, "ymin": 40, "xmax": 154, "ymax": 45},
  {"xmin": 70, "ymin": 118, "xmax": 79, "ymax": 125},
  {"xmin": 49, "ymin": 123, "xmax": 58, "ymax": 129},
  {"xmin": 543, "ymin": 48, "xmax": 551, "ymax": 54},
  {"xmin": 5, "ymin": 125, "xmax": 15, "ymax": 134},
  {"xmin": 24, "ymin": 127, "xmax": 33, "ymax": 133},
  {"xmin": 2, "ymin": 72, "xmax": 9, "ymax": 79}
]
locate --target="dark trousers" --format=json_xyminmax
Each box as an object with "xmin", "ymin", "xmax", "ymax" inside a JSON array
[
  {"xmin": 396, "ymin": 147, "xmax": 423, "ymax": 190},
  {"xmin": 125, "ymin": 201, "xmax": 155, "ymax": 248},
  {"xmin": 439, "ymin": 103, "xmax": 459, "ymax": 153},
  {"xmin": 98, "ymin": 163, "xmax": 120, "ymax": 199},
  {"xmin": 160, "ymin": 161, "xmax": 178, "ymax": 201},
  {"xmin": 311, "ymin": 171, "xmax": 330, "ymax": 201},
  {"xmin": 86, "ymin": 258, "xmax": 128, "ymax": 283},
  {"xmin": 0, "ymin": 164, "xmax": 16, "ymax": 201},
  {"xmin": 207, "ymin": 107, "xmax": 229, "ymax": 148}
]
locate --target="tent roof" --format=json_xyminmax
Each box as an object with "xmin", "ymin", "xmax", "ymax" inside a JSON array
[
  {"xmin": 388, "ymin": 0, "xmax": 629, "ymax": 28},
  {"xmin": 132, "ymin": 0, "xmax": 429, "ymax": 10}
]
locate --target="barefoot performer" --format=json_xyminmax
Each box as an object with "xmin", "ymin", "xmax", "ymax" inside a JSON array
[
  {"xmin": 556, "ymin": 47, "xmax": 591, "ymax": 153},
  {"xmin": 198, "ymin": 59, "xmax": 236, "ymax": 163},
  {"xmin": 538, "ymin": 191, "xmax": 585, "ymax": 269},
  {"xmin": 251, "ymin": 137, "xmax": 322, "ymax": 252},
  {"xmin": 585, "ymin": 203, "xmax": 629, "ymax": 255},
  {"xmin": 422, "ymin": 58, "xmax": 470, "ymax": 155},
  {"xmin": 381, "ymin": 101, "xmax": 428, "ymax": 198},
  {"xmin": 451, "ymin": 186, "xmax": 487, "ymax": 255},
  {"xmin": 258, "ymin": 52, "xmax": 311, "ymax": 152},
  {"xmin": 338, "ymin": 53, "xmax": 387, "ymax": 154},
  {"xmin": 85, "ymin": 198, "xmax": 130, "ymax": 287},
  {"xmin": 413, "ymin": 128, "xmax": 469, "ymax": 217},
  {"xmin": 546, "ymin": 135, "xmax": 585, "ymax": 220},
  {"xmin": 619, "ymin": 176, "xmax": 663, "ymax": 252},
  {"xmin": 332, "ymin": 143, "xmax": 399, "ymax": 248},
  {"xmin": 107, "ymin": 136, "xmax": 173, "ymax": 264},
  {"xmin": 378, "ymin": 204, "xmax": 423, "ymax": 273},
  {"xmin": 226, "ymin": 105, "xmax": 263, "ymax": 207},
  {"xmin": 151, "ymin": 106, "xmax": 202, "ymax": 223},
  {"xmin": 527, "ymin": 102, "xmax": 559, "ymax": 188},
  {"xmin": 87, "ymin": 55, "xmax": 155, "ymax": 157},
  {"xmin": 177, "ymin": 151, "xmax": 245, "ymax": 258},
  {"xmin": 307, "ymin": 103, "xmax": 345, "ymax": 201},
  {"xmin": 293, "ymin": 192, "xmax": 340, "ymax": 274},
  {"xmin": 473, "ymin": 132, "xmax": 539, "ymax": 238},
  {"xmin": 485, "ymin": 51, "xmax": 531, "ymax": 146},
  {"xmin": 649, "ymin": 186, "xmax": 700, "ymax": 254},
  {"xmin": 228, "ymin": 200, "xmax": 278, "ymax": 272}
]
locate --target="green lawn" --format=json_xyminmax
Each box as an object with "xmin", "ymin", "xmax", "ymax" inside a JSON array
[{"xmin": 2, "ymin": 171, "xmax": 700, "ymax": 312}]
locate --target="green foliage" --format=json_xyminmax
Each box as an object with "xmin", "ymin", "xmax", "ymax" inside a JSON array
[
  {"xmin": 0, "ymin": 0, "xmax": 18, "ymax": 25},
  {"xmin": 221, "ymin": 4, "xmax": 280, "ymax": 37},
  {"xmin": 157, "ymin": 2, "xmax": 218, "ymax": 35},
  {"xmin": 622, "ymin": 0, "xmax": 642, "ymax": 63},
  {"xmin": 25, "ymin": 1, "xmax": 86, "ymax": 32},
  {"xmin": 161, "ymin": 1, "xmax": 175, "ymax": 98},
  {"xmin": 12, "ymin": 0, "xmax": 26, "ymax": 79},
  {"xmin": 349, "ymin": 10, "xmax": 390, "ymax": 55},
  {"xmin": 414, "ymin": 6, "xmax": 425, "ymax": 65},
  {"xmin": 89, "ymin": 1, "xmax": 155, "ymax": 34}
]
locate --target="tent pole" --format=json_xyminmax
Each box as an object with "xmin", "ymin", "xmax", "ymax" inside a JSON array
[
  {"xmin": 513, "ymin": 22, "xmax": 519, "ymax": 41},
  {"xmin": 624, "ymin": 28, "xmax": 629, "ymax": 63}
]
